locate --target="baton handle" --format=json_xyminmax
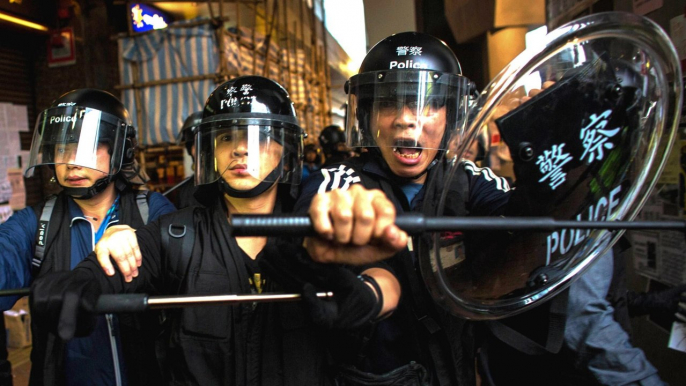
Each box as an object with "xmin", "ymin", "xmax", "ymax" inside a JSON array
[{"xmin": 95, "ymin": 294, "xmax": 148, "ymax": 313}]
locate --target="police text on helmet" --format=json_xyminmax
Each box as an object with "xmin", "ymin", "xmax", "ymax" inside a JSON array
[
  {"xmin": 49, "ymin": 110, "xmax": 86, "ymax": 124},
  {"xmin": 389, "ymin": 60, "xmax": 429, "ymax": 69}
]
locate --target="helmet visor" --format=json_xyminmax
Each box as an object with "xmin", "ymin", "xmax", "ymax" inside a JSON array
[
  {"xmin": 195, "ymin": 119, "xmax": 303, "ymax": 187},
  {"xmin": 346, "ymin": 70, "xmax": 473, "ymax": 152},
  {"xmin": 26, "ymin": 106, "xmax": 128, "ymax": 177}
]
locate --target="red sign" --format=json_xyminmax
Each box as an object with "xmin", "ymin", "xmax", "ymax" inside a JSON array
[{"xmin": 47, "ymin": 27, "xmax": 76, "ymax": 68}]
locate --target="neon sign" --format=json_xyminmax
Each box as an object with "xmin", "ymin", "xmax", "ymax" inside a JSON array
[{"xmin": 130, "ymin": 3, "xmax": 169, "ymax": 33}]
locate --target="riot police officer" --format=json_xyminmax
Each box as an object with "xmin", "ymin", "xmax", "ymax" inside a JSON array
[
  {"xmin": 166, "ymin": 111, "xmax": 203, "ymax": 209},
  {"xmin": 296, "ymin": 32, "xmax": 510, "ymax": 385},
  {"xmin": 318, "ymin": 125, "xmax": 351, "ymax": 166},
  {"xmin": 29, "ymin": 76, "xmax": 405, "ymax": 385},
  {"xmin": 0, "ymin": 89, "xmax": 176, "ymax": 385}
]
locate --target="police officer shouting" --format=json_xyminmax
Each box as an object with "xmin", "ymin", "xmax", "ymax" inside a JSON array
[{"xmin": 296, "ymin": 32, "xmax": 512, "ymax": 385}]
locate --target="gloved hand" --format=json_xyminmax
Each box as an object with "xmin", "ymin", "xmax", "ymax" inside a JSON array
[
  {"xmin": 30, "ymin": 270, "xmax": 101, "ymax": 341},
  {"xmin": 260, "ymin": 241, "xmax": 382, "ymax": 330},
  {"xmin": 301, "ymin": 270, "xmax": 382, "ymax": 330},
  {"xmin": 627, "ymin": 284, "xmax": 686, "ymax": 323}
]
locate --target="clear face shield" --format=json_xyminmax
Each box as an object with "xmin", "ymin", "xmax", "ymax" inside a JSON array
[
  {"xmin": 25, "ymin": 106, "xmax": 129, "ymax": 178},
  {"xmin": 195, "ymin": 119, "xmax": 303, "ymax": 189},
  {"xmin": 420, "ymin": 12, "xmax": 683, "ymax": 320},
  {"xmin": 346, "ymin": 70, "xmax": 474, "ymax": 152}
]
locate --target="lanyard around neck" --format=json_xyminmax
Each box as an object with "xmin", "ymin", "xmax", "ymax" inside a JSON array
[{"xmin": 94, "ymin": 195, "xmax": 120, "ymax": 243}]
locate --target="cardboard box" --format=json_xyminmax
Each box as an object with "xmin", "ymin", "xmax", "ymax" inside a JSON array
[
  {"xmin": 4, "ymin": 296, "xmax": 31, "ymax": 349},
  {"xmin": 4, "ymin": 310, "xmax": 31, "ymax": 349}
]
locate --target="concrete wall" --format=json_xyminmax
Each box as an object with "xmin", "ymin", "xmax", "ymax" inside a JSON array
[{"xmin": 362, "ymin": 0, "xmax": 417, "ymax": 50}]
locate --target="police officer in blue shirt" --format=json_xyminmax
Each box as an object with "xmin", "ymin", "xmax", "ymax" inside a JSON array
[{"xmin": 0, "ymin": 88, "xmax": 176, "ymax": 386}]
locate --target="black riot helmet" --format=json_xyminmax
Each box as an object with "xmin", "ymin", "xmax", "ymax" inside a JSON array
[
  {"xmin": 304, "ymin": 143, "xmax": 323, "ymax": 165},
  {"xmin": 26, "ymin": 88, "xmax": 137, "ymax": 199},
  {"xmin": 177, "ymin": 111, "xmax": 203, "ymax": 156},
  {"xmin": 318, "ymin": 125, "xmax": 347, "ymax": 156},
  {"xmin": 345, "ymin": 31, "xmax": 475, "ymax": 181},
  {"xmin": 196, "ymin": 75, "xmax": 305, "ymax": 198}
]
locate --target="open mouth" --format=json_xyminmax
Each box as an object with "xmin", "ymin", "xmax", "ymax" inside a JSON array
[
  {"xmin": 392, "ymin": 139, "xmax": 422, "ymax": 160},
  {"xmin": 393, "ymin": 147, "xmax": 422, "ymax": 159}
]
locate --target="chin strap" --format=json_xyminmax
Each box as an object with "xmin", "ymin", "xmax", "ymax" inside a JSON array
[
  {"xmin": 58, "ymin": 175, "xmax": 113, "ymax": 199},
  {"xmin": 218, "ymin": 161, "xmax": 283, "ymax": 198},
  {"xmin": 219, "ymin": 178, "xmax": 277, "ymax": 198}
]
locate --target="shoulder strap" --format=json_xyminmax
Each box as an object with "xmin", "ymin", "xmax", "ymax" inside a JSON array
[
  {"xmin": 159, "ymin": 207, "xmax": 196, "ymax": 292},
  {"xmin": 137, "ymin": 191, "xmax": 150, "ymax": 225},
  {"xmin": 33, "ymin": 196, "xmax": 57, "ymax": 275}
]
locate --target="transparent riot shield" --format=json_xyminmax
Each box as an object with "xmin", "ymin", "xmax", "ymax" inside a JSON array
[{"xmin": 420, "ymin": 12, "xmax": 683, "ymax": 319}]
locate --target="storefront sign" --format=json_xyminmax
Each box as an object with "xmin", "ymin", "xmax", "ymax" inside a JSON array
[{"xmin": 130, "ymin": 3, "xmax": 169, "ymax": 33}]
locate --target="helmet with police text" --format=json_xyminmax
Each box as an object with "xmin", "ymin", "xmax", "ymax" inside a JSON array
[
  {"xmin": 196, "ymin": 75, "xmax": 305, "ymax": 198},
  {"xmin": 26, "ymin": 88, "xmax": 136, "ymax": 199},
  {"xmin": 345, "ymin": 32, "xmax": 475, "ymax": 180},
  {"xmin": 318, "ymin": 125, "xmax": 347, "ymax": 156},
  {"xmin": 177, "ymin": 111, "xmax": 203, "ymax": 156}
]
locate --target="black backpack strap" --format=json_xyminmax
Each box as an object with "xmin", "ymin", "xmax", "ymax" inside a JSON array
[
  {"xmin": 159, "ymin": 207, "xmax": 196, "ymax": 292},
  {"xmin": 33, "ymin": 196, "xmax": 56, "ymax": 276},
  {"xmin": 136, "ymin": 191, "xmax": 150, "ymax": 225}
]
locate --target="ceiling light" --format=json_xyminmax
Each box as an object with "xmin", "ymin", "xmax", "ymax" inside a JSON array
[{"xmin": 0, "ymin": 11, "xmax": 48, "ymax": 32}]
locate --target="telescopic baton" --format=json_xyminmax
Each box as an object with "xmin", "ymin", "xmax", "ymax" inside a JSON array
[
  {"xmin": 229, "ymin": 214, "xmax": 686, "ymax": 236},
  {"xmin": 0, "ymin": 288, "xmax": 333, "ymax": 313}
]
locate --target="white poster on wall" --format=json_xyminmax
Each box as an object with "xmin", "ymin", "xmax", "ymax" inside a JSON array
[{"xmin": 0, "ymin": 204, "xmax": 12, "ymax": 224}]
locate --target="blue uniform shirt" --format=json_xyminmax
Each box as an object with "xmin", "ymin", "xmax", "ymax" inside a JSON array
[{"xmin": 0, "ymin": 190, "xmax": 175, "ymax": 386}]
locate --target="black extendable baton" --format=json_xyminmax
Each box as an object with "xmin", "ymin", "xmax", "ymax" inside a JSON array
[
  {"xmin": 229, "ymin": 214, "xmax": 686, "ymax": 237},
  {"xmin": 3, "ymin": 214, "xmax": 682, "ymax": 312},
  {"xmin": 0, "ymin": 288, "xmax": 333, "ymax": 313}
]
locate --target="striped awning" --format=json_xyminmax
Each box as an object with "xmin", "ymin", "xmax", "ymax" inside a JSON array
[{"xmin": 118, "ymin": 18, "xmax": 218, "ymax": 146}]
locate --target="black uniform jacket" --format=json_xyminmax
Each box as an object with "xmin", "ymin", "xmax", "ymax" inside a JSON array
[
  {"xmin": 295, "ymin": 154, "xmax": 512, "ymax": 386},
  {"xmin": 71, "ymin": 186, "xmax": 333, "ymax": 386}
]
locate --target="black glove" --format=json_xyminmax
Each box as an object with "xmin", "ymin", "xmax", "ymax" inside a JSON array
[
  {"xmin": 260, "ymin": 241, "xmax": 382, "ymax": 330},
  {"xmin": 627, "ymin": 284, "xmax": 686, "ymax": 323},
  {"xmin": 30, "ymin": 270, "xmax": 101, "ymax": 341},
  {"xmin": 301, "ymin": 271, "xmax": 382, "ymax": 330}
]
